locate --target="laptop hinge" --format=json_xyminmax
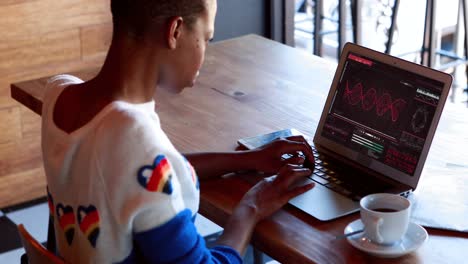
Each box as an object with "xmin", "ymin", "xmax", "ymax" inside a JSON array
[{"xmin": 314, "ymin": 143, "xmax": 412, "ymax": 194}]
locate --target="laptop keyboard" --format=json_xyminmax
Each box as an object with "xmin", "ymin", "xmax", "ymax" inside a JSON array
[{"xmin": 307, "ymin": 145, "xmax": 384, "ymax": 201}]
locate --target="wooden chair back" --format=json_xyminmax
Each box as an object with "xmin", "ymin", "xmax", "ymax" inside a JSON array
[{"xmin": 17, "ymin": 224, "xmax": 64, "ymax": 264}]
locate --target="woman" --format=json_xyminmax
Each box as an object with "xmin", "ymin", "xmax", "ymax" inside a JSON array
[{"xmin": 42, "ymin": 0, "xmax": 315, "ymax": 263}]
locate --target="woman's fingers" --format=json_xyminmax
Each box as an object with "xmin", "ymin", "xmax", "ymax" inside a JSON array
[
  {"xmin": 276, "ymin": 163, "xmax": 315, "ymax": 200},
  {"xmin": 286, "ymin": 135, "xmax": 308, "ymax": 142},
  {"xmin": 241, "ymin": 164, "xmax": 315, "ymax": 222},
  {"xmin": 279, "ymin": 140, "xmax": 315, "ymax": 165},
  {"xmin": 276, "ymin": 164, "xmax": 311, "ymax": 186},
  {"xmin": 283, "ymin": 155, "xmax": 305, "ymax": 165}
]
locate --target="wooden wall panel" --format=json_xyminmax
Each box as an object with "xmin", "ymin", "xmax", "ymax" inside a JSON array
[
  {"xmin": 20, "ymin": 105, "xmax": 40, "ymax": 139},
  {"xmin": 0, "ymin": 1, "xmax": 36, "ymax": 6},
  {"xmin": 0, "ymin": 89, "xmax": 19, "ymax": 112},
  {"xmin": 0, "ymin": 168, "xmax": 46, "ymax": 209},
  {"xmin": 0, "ymin": 0, "xmax": 110, "ymax": 41},
  {"xmin": 0, "ymin": 29, "xmax": 81, "ymax": 70},
  {"xmin": 0, "ymin": 134, "xmax": 45, "ymax": 209},
  {"xmin": 0, "ymin": 0, "xmax": 112, "ymax": 208},
  {"xmin": 0, "ymin": 107, "xmax": 22, "ymax": 144},
  {"xmin": 81, "ymin": 23, "xmax": 113, "ymax": 60},
  {"xmin": 0, "ymin": 135, "xmax": 42, "ymax": 178}
]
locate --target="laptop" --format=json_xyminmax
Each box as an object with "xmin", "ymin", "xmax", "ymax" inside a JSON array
[{"xmin": 238, "ymin": 43, "xmax": 453, "ymax": 221}]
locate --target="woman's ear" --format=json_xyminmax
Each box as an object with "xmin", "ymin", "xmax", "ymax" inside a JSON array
[{"xmin": 166, "ymin": 16, "xmax": 184, "ymax": 50}]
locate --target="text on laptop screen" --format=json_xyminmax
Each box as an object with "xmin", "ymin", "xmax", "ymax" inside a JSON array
[{"xmin": 322, "ymin": 53, "xmax": 444, "ymax": 176}]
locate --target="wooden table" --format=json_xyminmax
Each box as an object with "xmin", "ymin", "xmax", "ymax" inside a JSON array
[{"xmin": 11, "ymin": 35, "xmax": 468, "ymax": 263}]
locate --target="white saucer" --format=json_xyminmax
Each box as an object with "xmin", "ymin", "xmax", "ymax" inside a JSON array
[{"xmin": 344, "ymin": 219, "xmax": 428, "ymax": 258}]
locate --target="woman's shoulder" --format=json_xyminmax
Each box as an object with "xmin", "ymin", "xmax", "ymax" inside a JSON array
[
  {"xmin": 92, "ymin": 100, "xmax": 167, "ymax": 156},
  {"xmin": 47, "ymin": 74, "xmax": 84, "ymax": 86},
  {"xmin": 43, "ymin": 75, "xmax": 84, "ymax": 112},
  {"xmin": 97, "ymin": 100, "xmax": 158, "ymax": 133},
  {"xmin": 45, "ymin": 74, "xmax": 84, "ymax": 99}
]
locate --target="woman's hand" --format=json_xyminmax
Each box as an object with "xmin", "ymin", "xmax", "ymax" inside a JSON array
[
  {"xmin": 251, "ymin": 135, "xmax": 315, "ymax": 174},
  {"xmin": 238, "ymin": 163, "xmax": 315, "ymax": 222},
  {"xmin": 215, "ymin": 163, "xmax": 314, "ymax": 254}
]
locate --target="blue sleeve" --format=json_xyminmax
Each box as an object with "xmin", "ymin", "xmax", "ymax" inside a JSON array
[{"xmin": 133, "ymin": 209, "xmax": 242, "ymax": 264}]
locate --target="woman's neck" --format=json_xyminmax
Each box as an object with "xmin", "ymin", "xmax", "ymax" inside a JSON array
[{"xmin": 93, "ymin": 35, "xmax": 163, "ymax": 103}]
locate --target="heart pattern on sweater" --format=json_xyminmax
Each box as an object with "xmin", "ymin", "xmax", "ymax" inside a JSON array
[
  {"xmin": 77, "ymin": 205, "xmax": 100, "ymax": 248},
  {"xmin": 137, "ymin": 155, "xmax": 173, "ymax": 194},
  {"xmin": 56, "ymin": 204, "xmax": 75, "ymax": 245}
]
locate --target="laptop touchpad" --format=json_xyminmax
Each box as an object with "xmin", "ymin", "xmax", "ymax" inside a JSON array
[{"xmin": 289, "ymin": 180, "xmax": 360, "ymax": 221}]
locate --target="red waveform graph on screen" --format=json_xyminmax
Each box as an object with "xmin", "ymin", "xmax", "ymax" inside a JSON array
[{"xmin": 343, "ymin": 81, "xmax": 407, "ymax": 122}]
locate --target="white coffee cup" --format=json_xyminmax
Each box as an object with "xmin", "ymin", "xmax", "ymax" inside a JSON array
[{"xmin": 360, "ymin": 193, "xmax": 411, "ymax": 245}]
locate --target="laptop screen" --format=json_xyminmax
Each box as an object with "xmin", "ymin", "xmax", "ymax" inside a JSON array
[{"xmin": 321, "ymin": 53, "xmax": 444, "ymax": 176}]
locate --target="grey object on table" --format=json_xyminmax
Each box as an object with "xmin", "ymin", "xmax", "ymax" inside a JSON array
[{"xmin": 409, "ymin": 167, "xmax": 468, "ymax": 233}]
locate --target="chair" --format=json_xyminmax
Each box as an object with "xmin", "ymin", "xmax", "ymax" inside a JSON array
[
  {"xmin": 296, "ymin": 0, "xmax": 361, "ymax": 58},
  {"xmin": 17, "ymin": 224, "xmax": 65, "ymax": 264},
  {"xmin": 385, "ymin": 0, "xmax": 468, "ymax": 104}
]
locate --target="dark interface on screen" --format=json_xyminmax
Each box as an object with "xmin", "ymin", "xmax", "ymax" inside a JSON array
[{"xmin": 322, "ymin": 53, "xmax": 444, "ymax": 176}]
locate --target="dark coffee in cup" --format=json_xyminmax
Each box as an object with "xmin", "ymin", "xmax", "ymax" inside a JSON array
[{"xmin": 372, "ymin": 208, "xmax": 399, "ymax": 213}]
